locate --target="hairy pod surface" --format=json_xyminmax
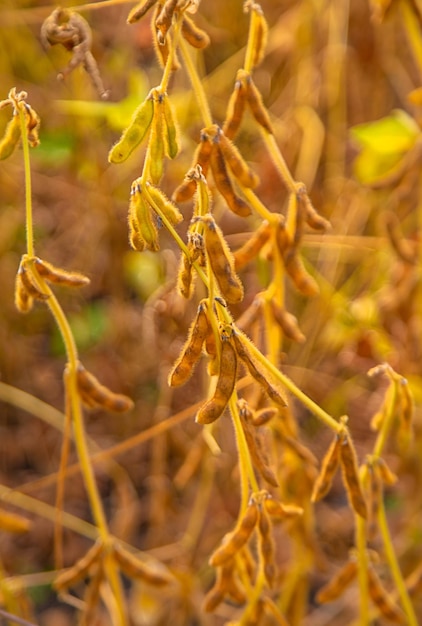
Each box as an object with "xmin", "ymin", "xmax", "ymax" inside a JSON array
[
  {"xmin": 201, "ymin": 214, "xmax": 244, "ymax": 303},
  {"xmin": 233, "ymin": 220, "xmax": 271, "ymax": 270},
  {"xmin": 0, "ymin": 114, "xmax": 21, "ymax": 160},
  {"xmin": 311, "ymin": 434, "xmax": 342, "ymax": 502},
  {"xmin": 232, "ymin": 330, "xmax": 288, "ymax": 407},
  {"xmin": 316, "ymin": 560, "xmax": 358, "ymax": 603},
  {"xmin": 76, "ymin": 363, "xmax": 134, "ymax": 413},
  {"xmin": 246, "ymin": 75, "xmax": 273, "ymax": 133},
  {"xmin": 127, "ymin": 0, "xmax": 157, "ymax": 23},
  {"xmin": 130, "ymin": 182, "xmax": 160, "ymax": 251},
  {"xmin": 34, "ymin": 257, "xmax": 90, "ymax": 288},
  {"xmin": 113, "ymin": 544, "xmax": 171, "ymax": 585},
  {"xmin": 54, "ymin": 539, "xmax": 103, "ymax": 591},
  {"xmin": 196, "ymin": 334, "xmax": 237, "ymax": 424},
  {"xmin": 218, "ymin": 131, "xmax": 259, "ymax": 188},
  {"xmin": 146, "ymin": 183, "xmax": 183, "ymax": 224},
  {"xmin": 173, "ymin": 132, "xmax": 213, "ymax": 201},
  {"xmin": 168, "ymin": 302, "xmax": 210, "ymax": 386},
  {"xmin": 209, "ymin": 502, "xmax": 258, "ymax": 566},
  {"xmin": 367, "ymin": 567, "xmax": 406, "ymax": 623},
  {"xmin": 210, "ymin": 146, "xmax": 251, "ymax": 217},
  {"xmin": 181, "ymin": 16, "xmax": 210, "ymax": 48},
  {"xmin": 108, "ymin": 96, "xmax": 154, "ymax": 163},
  {"xmin": 223, "ymin": 78, "xmax": 247, "ymax": 140},
  {"xmin": 339, "ymin": 434, "xmax": 368, "ymax": 519},
  {"xmin": 257, "ymin": 506, "xmax": 276, "ymax": 587}
]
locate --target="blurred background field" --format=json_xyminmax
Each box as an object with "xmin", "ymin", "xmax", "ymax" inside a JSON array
[{"xmin": 0, "ymin": 1, "xmax": 422, "ymax": 624}]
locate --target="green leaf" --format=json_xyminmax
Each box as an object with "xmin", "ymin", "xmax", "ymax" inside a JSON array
[{"xmin": 351, "ymin": 109, "xmax": 419, "ymax": 155}]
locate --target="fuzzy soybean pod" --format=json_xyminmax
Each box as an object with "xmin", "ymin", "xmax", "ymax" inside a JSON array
[
  {"xmin": 284, "ymin": 249, "xmax": 320, "ymax": 297},
  {"xmin": 108, "ymin": 95, "xmax": 154, "ymax": 163},
  {"xmin": 201, "ymin": 214, "xmax": 244, "ymax": 304},
  {"xmin": 54, "ymin": 539, "xmax": 103, "ymax": 591},
  {"xmin": 33, "ymin": 257, "xmax": 90, "ymax": 288},
  {"xmin": 14, "ymin": 271, "xmax": 33, "ymax": 313},
  {"xmin": 246, "ymin": 75, "xmax": 273, "ymax": 134},
  {"xmin": 75, "ymin": 363, "xmax": 134, "ymax": 413},
  {"xmin": 257, "ymin": 505, "xmax": 276, "ymax": 587},
  {"xmin": 311, "ymin": 434, "xmax": 342, "ymax": 502},
  {"xmin": 232, "ymin": 330, "xmax": 288, "ymax": 407},
  {"xmin": 233, "ymin": 220, "xmax": 271, "ymax": 270},
  {"xmin": 127, "ymin": 0, "xmax": 157, "ymax": 23},
  {"xmin": 161, "ymin": 94, "xmax": 179, "ymax": 159},
  {"xmin": 168, "ymin": 302, "xmax": 210, "ymax": 386},
  {"xmin": 210, "ymin": 146, "xmax": 251, "ymax": 217},
  {"xmin": 130, "ymin": 182, "xmax": 160, "ymax": 251},
  {"xmin": 339, "ymin": 433, "xmax": 368, "ymax": 519},
  {"xmin": 196, "ymin": 335, "xmax": 238, "ymax": 424},
  {"xmin": 181, "ymin": 16, "xmax": 210, "ymax": 49},
  {"xmin": 112, "ymin": 543, "xmax": 172, "ymax": 586},
  {"xmin": 172, "ymin": 132, "xmax": 213, "ymax": 202},
  {"xmin": 316, "ymin": 560, "xmax": 358, "ymax": 603},
  {"xmin": 367, "ymin": 567, "xmax": 406, "ymax": 624},
  {"xmin": 0, "ymin": 113, "xmax": 21, "ymax": 160},
  {"xmin": 209, "ymin": 501, "xmax": 258, "ymax": 566},
  {"xmin": 248, "ymin": 4, "xmax": 268, "ymax": 70},
  {"xmin": 223, "ymin": 78, "xmax": 247, "ymax": 140},
  {"xmin": 145, "ymin": 183, "xmax": 183, "ymax": 225},
  {"xmin": 218, "ymin": 131, "xmax": 259, "ymax": 188}
]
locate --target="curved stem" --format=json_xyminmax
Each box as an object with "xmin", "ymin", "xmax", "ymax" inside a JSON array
[
  {"xmin": 17, "ymin": 105, "xmax": 34, "ymax": 258},
  {"xmin": 179, "ymin": 35, "xmax": 213, "ymax": 128}
]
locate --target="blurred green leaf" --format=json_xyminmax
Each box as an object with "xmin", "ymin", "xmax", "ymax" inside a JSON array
[
  {"xmin": 351, "ymin": 109, "xmax": 419, "ymax": 155},
  {"xmin": 51, "ymin": 302, "xmax": 109, "ymax": 356}
]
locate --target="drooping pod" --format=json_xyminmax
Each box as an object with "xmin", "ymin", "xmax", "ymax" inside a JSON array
[
  {"xmin": 129, "ymin": 181, "xmax": 160, "ymax": 251},
  {"xmin": 75, "ymin": 363, "xmax": 134, "ymax": 413},
  {"xmin": 218, "ymin": 131, "xmax": 259, "ymax": 188},
  {"xmin": 161, "ymin": 93, "xmax": 179, "ymax": 159},
  {"xmin": 311, "ymin": 434, "xmax": 342, "ymax": 502},
  {"xmin": 196, "ymin": 332, "xmax": 238, "ymax": 424},
  {"xmin": 223, "ymin": 77, "xmax": 247, "ymax": 140},
  {"xmin": 209, "ymin": 501, "xmax": 258, "ymax": 566},
  {"xmin": 145, "ymin": 183, "xmax": 183, "ymax": 225},
  {"xmin": 316, "ymin": 559, "xmax": 358, "ymax": 603},
  {"xmin": 203, "ymin": 561, "xmax": 246, "ymax": 612},
  {"xmin": 168, "ymin": 301, "xmax": 210, "ymax": 386},
  {"xmin": 33, "ymin": 257, "xmax": 90, "ymax": 288},
  {"xmin": 127, "ymin": 0, "xmax": 157, "ymax": 24},
  {"xmin": 155, "ymin": 0, "xmax": 178, "ymax": 45},
  {"xmin": 232, "ymin": 329, "xmax": 288, "ymax": 407},
  {"xmin": 181, "ymin": 16, "xmax": 210, "ymax": 48},
  {"xmin": 245, "ymin": 74, "xmax": 273, "ymax": 133},
  {"xmin": 257, "ymin": 504, "xmax": 276, "ymax": 587},
  {"xmin": 238, "ymin": 399, "xmax": 278, "ymax": 487},
  {"xmin": 339, "ymin": 433, "xmax": 368, "ymax": 519},
  {"xmin": 112, "ymin": 543, "xmax": 172, "ymax": 586},
  {"xmin": 176, "ymin": 231, "xmax": 204, "ymax": 299},
  {"xmin": 270, "ymin": 300, "xmax": 305, "ymax": 343},
  {"xmin": 283, "ymin": 249, "xmax": 320, "ymax": 297},
  {"xmin": 0, "ymin": 113, "xmax": 21, "ymax": 160},
  {"xmin": 200, "ymin": 214, "xmax": 244, "ymax": 303},
  {"xmin": 367, "ymin": 567, "xmax": 406, "ymax": 624},
  {"xmin": 54, "ymin": 539, "xmax": 103, "ymax": 591},
  {"xmin": 172, "ymin": 131, "xmax": 213, "ymax": 202},
  {"xmin": 210, "ymin": 145, "xmax": 251, "ymax": 217},
  {"xmin": 233, "ymin": 220, "xmax": 271, "ymax": 270},
  {"xmin": 108, "ymin": 95, "xmax": 154, "ymax": 163}
]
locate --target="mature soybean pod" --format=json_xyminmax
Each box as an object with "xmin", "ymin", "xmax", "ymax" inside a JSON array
[
  {"xmin": 130, "ymin": 182, "xmax": 160, "ymax": 251},
  {"xmin": 367, "ymin": 567, "xmax": 406, "ymax": 624},
  {"xmin": 145, "ymin": 183, "xmax": 183, "ymax": 224},
  {"xmin": 316, "ymin": 560, "xmax": 358, "ymax": 603},
  {"xmin": 76, "ymin": 363, "xmax": 134, "ymax": 413},
  {"xmin": 172, "ymin": 133, "xmax": 213, "ymax": 202},
  {"xmin": 210, "ymin": 146, "xmax": 251, "ymax": 217},
  {"xmin": 311, "ymin": 434, "xmax": 341, "ymax": 502},
  {"xmin": 246, "ymin": 76, "xmax": 273, "ymax": 134},
  {"xmin": 34, "ymin": 257, "xmax": 90, "ymax": 288},
  {"xmin": 218, "ymin": 131, "xmax": 259, "ymax": 188},
  {"xmin": 339, "ymin": 434, "xmax": 368, "ymax": 519},
  {"xmin": 223, "ymin": 79, "xmax": 247, "ymax": 140},
  {"xmin": 209, "ymin": 502, "xmax": 258, "ymax": 566},
  {"xmin": 127, "ymin": 0, "xmax": 157, "ymax": 23},
  {"xmin": 258, "ymin": 506, "xmax": 276, "ymax": 587},
  {"xmin": 112, "ymin": 543, "xmax": 171, "ymax": 586},
  {"xmin": 168, "ymin": 302, "xmax": 210, "ymax": 386},
  {"xmin": 181, "ymin": 16, "xmax": 210, "ymax": 49},
  {"xmin": 155, "ymin": 0, "xmax": 177, "ymax": 45},
  {"xmin": 250, "ymin": 6, "xmax": 268, "ymax": 70},
  {"xmin": 232, "ymin": 330, "xmax": 288, "ymax": 407},
  {"xmin": 14, "ymin": 271, "xmax": 33, "ymax": 314},
  {"xmin": 196, "ymin": 336, "xmax": 237, "ymax": 424},
  {"xmin": 0, "ymin": 114, "xmax": 21, "ymax": 160},
  {"xmin": 54, "ymin": 539, "xmax": 103, "ymax": 591},
  {"xmin": 284, "ymin": 250, "xmax": 320, "ymax": 297},
  {"xmin": 202, "ymin": 214, "xmax": 244, "ymax": 304},
  {"xmin": 108, "ymin": 96, "xmax": 154, "ymax": 163}
]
